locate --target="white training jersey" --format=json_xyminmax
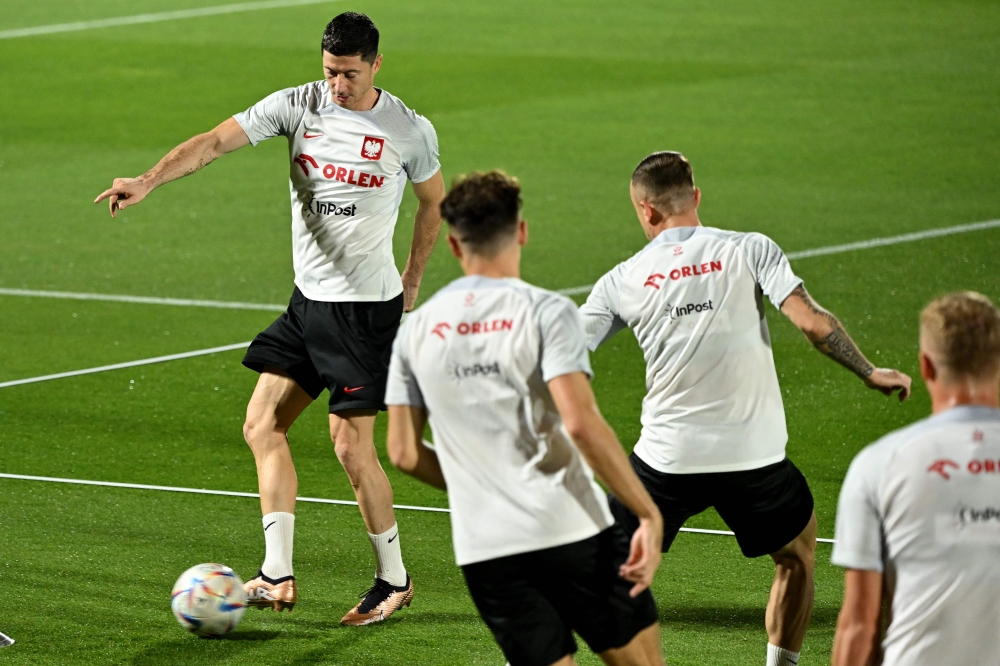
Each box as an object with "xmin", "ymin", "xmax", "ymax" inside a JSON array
[
  {"xmin": 234, "ymin": 81, "xmax": 440, "ymax": 302},
  {"xmin": 580, "ymin": 226, "xmax": 802, "ymax": 474},
  {"xmin": 385, "ymin": 275, "xmax": 615, "ymax": 566},
  {"xmin": 832, "ymin": 406, "xmax": 1000, "ymax": 666}
]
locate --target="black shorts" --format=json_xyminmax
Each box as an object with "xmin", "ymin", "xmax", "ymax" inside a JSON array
[
  {"xmin": 461, "ymin": 526, "xmax": 658, "ymax": 666},
  {"xmin": 242, "ymin": 287, "xmax": 404, "ymax": 413},
  {"xmin": 609, "ymin": 455, "xmax": 814, "ymax": 558}
]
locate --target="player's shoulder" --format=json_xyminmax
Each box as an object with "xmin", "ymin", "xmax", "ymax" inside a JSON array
[
  {"xmin": 848, "ymin": 412, "xmax": 964, "ymax": 482},
  {"xmin": 262, "ymin": 80, "xmax": 330, "ymax": 112},
  {"xmin": 372, "ymin": 90, "xmax": 436, "ymax": 134}
]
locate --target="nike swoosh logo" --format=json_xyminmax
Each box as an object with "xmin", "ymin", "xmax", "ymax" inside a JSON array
[
  {"xmin": 344, "ymin": 386, "xmax": 364, "ymax": 394},
  {"xmin": 264, "ymin": 521, "xmax": 276, "ymax": 531},
  {"xmin": 303, "ymin": 130, "xmax": 322, "ymax": 139},
  {"xmin": 388, "ymin": 534, "xmax": 397, "ymax": 543}
]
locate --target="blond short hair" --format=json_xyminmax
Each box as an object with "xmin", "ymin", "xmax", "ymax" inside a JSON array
[{"xmin": 920, "ymin": 291, "xmax": 1000, "ymax": 379}]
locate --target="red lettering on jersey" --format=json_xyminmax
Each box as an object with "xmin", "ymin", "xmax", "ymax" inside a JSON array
[
  {"xmin": 669, "ymin": 260, "xmax": 724, "ymax": 281},
  {"xmin": 644, "ymin": 273, "xmax": 665, "ymax": 289},
  {"xmin": 358, "ymin": 172, "xmax": 370, "ymax": 187},
  {"xmin": 455, "ymin": 319, "xmax": 514, "ymax": 336},
  {"xmin": 348, "ymin": 170, "xmax": 358, "ymax": 185},
  {"xmin": 369, "ymin": 175, "xmax": 384, "ymax": 188},
  {"xmin": 322, "ymin": 164, "xmax": 336, "ymax": 179},
  {"xmin": 985, "ymin": 459, "xmax": 997, "ymax": 473},
  {"xmin": 928, "ymin": 459, "xmax": 959, "ymax": 479},
  {"xmin": 969, "ymin": 460, "xmax": 983, "ymax": 474},
  {"xmin": 335, "ymin": 167, "xmax": 347, "ymax": 182}
]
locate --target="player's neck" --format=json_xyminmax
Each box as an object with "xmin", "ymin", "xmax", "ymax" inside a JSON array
[
  {"xmin": 460, "ymin": 246, "xmax": 521, "ymax": 280},
  {"xmin": 646, "ymin": 211, "xmax": 701, "ymax": 241},
  {"xmin": 928, "ymin": 378, "xmax": 1000, "ymax": 414}
]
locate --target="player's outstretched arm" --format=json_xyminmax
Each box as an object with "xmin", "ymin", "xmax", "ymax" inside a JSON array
[
  {"xmin": 548, "ymin": 372, "xmax": 663, "ymax": 597},
  {"xmin": 831, "ymin": 569, "xmax": 883, "ymax": 666},
  {"xmin": 401, "ymin": 171, "xmax": 446, "ymax": 311},
  {"xmin": 94, "ymin": 117, "xmax": 250, "ymax": 218},
  {"xmin": 386, "ymin": 404, "xmax": 446, "ymax": 490},
  {"xmin": 781, "ymin": 285, "xmax": 911, "ymax": 401}
]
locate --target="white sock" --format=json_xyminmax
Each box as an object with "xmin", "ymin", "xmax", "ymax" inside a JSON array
[
  {"xmin": 766, "ymin": 644, "xmax": 800, "ymax": 666},
  {"xmin": 260, "ymin": 512, "xmax": 294, "ymax": 579},
  {"xmin": 369, "ymin": 523, "xmax": 407, "ymax": 587}
]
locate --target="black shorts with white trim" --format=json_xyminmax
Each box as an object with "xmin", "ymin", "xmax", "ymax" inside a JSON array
[
  {"xmin": 609, "ymin": 454, "xmax": 814, "ymax": 558},
  {"xmin": 242, "ymin": 287, "xmax": 403, "ymax": 413},
  {"xmin": 461, "ymin": 525, "xmax": 658, "ymax": 666}
]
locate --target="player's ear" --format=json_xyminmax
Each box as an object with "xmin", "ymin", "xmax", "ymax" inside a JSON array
[
  {"xmin": 919, "ymin": 350, "xmax": 937, "ymax": 383},
  {"xmin": 692, "ymin": 187, "xmax": 702, "ymax": 209},
  {"xmin": 641, "ymin": 199, "xmax": 659, "ymax": 226},
  {"xmin": 447, "ymin": 232, "xmax": 463, "ymax": 259},
  {"xmin": 371, "ymin": 54, "xmax": 382, "ymax": 75},
  {"xmin": 517, "ymin": 219, "xmax": 528, "ymax": 246}
]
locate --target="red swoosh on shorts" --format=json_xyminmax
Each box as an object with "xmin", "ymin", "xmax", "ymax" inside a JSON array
[{"xmin": 343, "ymin": 386, "xmax": 365, "ymax": 394}]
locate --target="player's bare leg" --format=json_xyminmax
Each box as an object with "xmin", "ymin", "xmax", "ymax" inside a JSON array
[
  {"xmin": 600, "ymin": 623, "xmax": 667, "ymax": 666},
  {"xmin": 766, "ymin": 512, "xmax": 817, "ymax": 654},
  {"xmin": 241, "ymin": 368, "xmax": 313, "ymax": 611},
  {"xmin": 332, "ymin": 410, "xmax": 413, "ymax": 625}
]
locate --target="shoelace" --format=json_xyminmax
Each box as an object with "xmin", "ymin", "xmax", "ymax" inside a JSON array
[{"xmin": 356, "ymin": 578, "xmax": 400, "ymax": 614}]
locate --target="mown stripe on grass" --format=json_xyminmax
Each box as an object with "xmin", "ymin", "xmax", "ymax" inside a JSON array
[
  {"xmin": 0, "ymin": 472, "xmax": 835, "ymax": 541},
  {"xmin": 2, "ymin": 218, "xmax": 997, "ymax": 306},
  {"xmin": 0, "ymin": 0, "xmax": 341, "ymax": 40}
]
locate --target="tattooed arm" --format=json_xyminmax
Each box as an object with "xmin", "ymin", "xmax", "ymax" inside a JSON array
[
  {"xmin": 95, "ymin": 117, "xmax": 250, "ymax": 218},
  {"xmin": 781, "ymin": 285, "xmax": 911, "ymax": 401}
]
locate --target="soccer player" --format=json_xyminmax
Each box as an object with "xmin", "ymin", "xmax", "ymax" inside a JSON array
[
  {"xmin": 831, "ymin": 292, "xmax": 1000, "ymax": 666},
  {"xmin": 579, "ymin": 151, "xmax": 912, "ymax": 666},
  {"xmin": 94, "ymin": 13, "xmax": 444, "ymax": 625},
  {"xmin": 385, "ymin": 171, "xmax": 667, "ymax": 666}
]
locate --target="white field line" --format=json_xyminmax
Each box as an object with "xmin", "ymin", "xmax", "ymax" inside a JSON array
[
  {"xmin": 555, "ymin": 218, "xmax": 1000, "ymax": 297},
  {"xmin": 0, "ymin": 342, "xmax": 250, "ymax": 389},
  {"xmin": 0, "ymin": 288, "xmax": 286, "ymax": 312},
  {"xmin": 0, "ymin": 473, "xmax": 449, "ymax": 514},
  {"xmin": 0, "ymin": 0, "xmax": 341, "ymax": 40},
  {"xmin": 7, "ymin": 218, "xmax": 993, "ymax": 307},
  {"xmin": 0, "ymin": 472, "xmax": 834, "ymax": 541}
]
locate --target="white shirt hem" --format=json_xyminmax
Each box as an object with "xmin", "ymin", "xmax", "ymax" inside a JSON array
[
  {"xmin": 454, "ymin": 522, "xmax": 610, "ymax": 567},
  {"xmin": 294, "ymin": 280, "xmax": 405, "ymax": 303},
  {"xmin": 633, "ymin": 448, "xmax": 788, "ymax": 475}
]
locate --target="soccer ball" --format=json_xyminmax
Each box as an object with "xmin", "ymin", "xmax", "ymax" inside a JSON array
[{"xmin": 170, "ymin": 563, "xmax": 246, "ymax": 637}]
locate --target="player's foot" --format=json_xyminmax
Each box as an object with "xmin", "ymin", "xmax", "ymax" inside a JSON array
[
  {"xmin": 243, "ymin": 570, "xmax": 297, "ymax": 612},
  {"xmin": 340, "ymin": 576, "xmax": 413, "ymax": 626}
]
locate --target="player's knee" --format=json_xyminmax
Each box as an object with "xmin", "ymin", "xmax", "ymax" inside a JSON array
[{"xmin": 243, "ymin": 412, "xmax": 279, "ymax": 451}]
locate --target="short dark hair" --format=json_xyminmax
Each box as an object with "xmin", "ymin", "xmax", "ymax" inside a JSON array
[
  {"xmin": 321, "ymin": 12, "xmax": 379, "ymax": 64},
  {"xmin": 631, "ymin": 151, "xmax": 696, "ymax": 215},
  {"xmin": 440, "ymin": 171, "xmax": 522, "ymax": 256}
]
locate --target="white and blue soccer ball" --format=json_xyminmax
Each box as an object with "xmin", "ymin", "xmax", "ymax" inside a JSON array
[{"xmin": 170, "ymin": 563, "xmax": 246, "ymax": 637}]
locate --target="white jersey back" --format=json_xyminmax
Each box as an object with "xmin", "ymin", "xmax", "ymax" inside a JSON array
[
  {"xmin": 385, "ymin": 276, "xmax": 615, "ymax": 566},
  {"xmin": 832, "ymin": 406, "xmax": 1000, "ymax": 666},
  {"xmin": 235, "ymin": 81, "xmax": 440, "ymax": 302},
  {"xmin": 580, "ymin": 226, "xmax": 802, "ymax": 474}
]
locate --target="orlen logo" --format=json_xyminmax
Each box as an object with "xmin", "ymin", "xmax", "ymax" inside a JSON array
[
  {"xmin": 669, "ymin": 260, "xmax": 723, "ymax": 281},
  {"xmin": 456, "ymin": 319, "xmax": 513, "ymax": 335},
  {"xmin": 431, "ymin": 322, "xmax": 451, "ymax": 339},
  {"xmin": 361, "ymin": 136, "xmax": 385, "ymax": 161},
  {"xmin": 293, "ymin": 153, "xmax": 385, "ymax": 188},
  {"xmin": 928, "ymin": 459, "xmax": 960, "ymax": 479},
  {"xmin": 644, "ymin": 274, "xmax": 665, "ymax": 289}
]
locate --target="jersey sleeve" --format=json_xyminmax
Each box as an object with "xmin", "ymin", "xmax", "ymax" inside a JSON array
[
  {"xmin": 738, "ymin": 233, "xmax": 803, "ymax": 309},
  {"xmin": 233, "ymin": 87, "xmax": 307, "ymax": 147},
  {"xmin": 402, "ymin": 114, "xmax": 440, "ymax": 184},
  {"xmin": 579, "ymin": 265, "xmax": 628, "ymax": 351},
  {"xmin": 536, "ymin": 294, "xmax": 594, "ymax": 382},
  {"xmin": 831, "ymin": 445, "xmax": 886, "ymax": 572},
  {"xmin": 384, "ymin": 320, "xmax": 426, "ymax": 408}
]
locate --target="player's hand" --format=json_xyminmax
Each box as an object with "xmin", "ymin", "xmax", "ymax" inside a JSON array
[
  {"xmin": 864, "ymin": 368, "xmax": 912, "ymax": 402},
  {"xmin": 619, "ymin": 515, "xmax": 662, "ymax": 597},
  {"xmin": 400, "ymin": 269, "xmax": 420, "ymax": 312},
  {"xmin": 94, "ymin": 177, "xmax": 152, "ymax": 218}
]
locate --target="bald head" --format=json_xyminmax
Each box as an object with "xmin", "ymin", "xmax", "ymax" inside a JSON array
[{"xmin": 920, "ymin": 292, "xmax": 1000, "ymax": 383}]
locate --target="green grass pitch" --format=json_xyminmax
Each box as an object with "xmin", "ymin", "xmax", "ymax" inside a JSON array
[{"xmin": 1, "ymin": 0, "xmax": 999, "ymax": 663}]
